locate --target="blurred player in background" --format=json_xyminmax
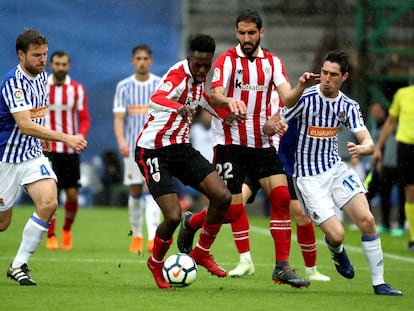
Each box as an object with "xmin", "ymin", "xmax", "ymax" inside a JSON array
[
  {"xmin": 136, "ymin": 34, "xmax": 246, "ymax": 289},
  {"xmin": 44, "ymin": 50, "xmax": 90, "ymax": 250},
  {"xmin": 113, "ymin": 44, "xmax": 162, "ymax": 253},
  {"xmin": 373, "ymin": 84, "xmax": 414, "ymax": 251},
  {"xmin": 1, "ymin": 29, "xmax": 87, "ymax": 285}
]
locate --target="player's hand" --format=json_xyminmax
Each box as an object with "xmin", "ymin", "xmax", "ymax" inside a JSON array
[
  {"xmin": 263, "ymin": 112, "xmax": 287, "ymax": 136},
  {"xmin": 177, "ymin": 105, "xmax": 196, "ymax": 124},
  {"xmin": 299, "ymin": 72, "xmax": 320, "ymax": 87},
  {"xmin": 223, "ymin": 112, "xmax": 246, "ymax": 126},
  {"xmin": 347, "ymin": 141, "xmax": 360, "ymax": 158},
  {"xmin": 68, "ymin": 135, "xmax": 88, "ymax": 153},
  {"xmin": 118, "ymin": 141, "xmax": 130, "ymax": 157},
  {"xmin": 227, "ymin": 98, "xmax": 247, "ymax": 116}
]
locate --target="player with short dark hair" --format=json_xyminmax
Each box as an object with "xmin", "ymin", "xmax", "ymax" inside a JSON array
[
  {"xmin": 135, "ymin": 33, "xmax": 246, "ymax": 289},
  {"xmin": 272, "ymin": 50, "xmax": 402, "ymax": 296},
  {"xmin": 0, "ymin": 28, "xmax": 87, "ymax": 285}
]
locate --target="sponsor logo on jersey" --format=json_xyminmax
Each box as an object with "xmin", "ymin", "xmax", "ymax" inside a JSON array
[
  {"xmin": 159, "ymin": 81, "xmax": 173, "ymax": 92},
  {"xmin": 30, "ymin": 106, "xmax": 46, "ymax": 119},
  {"xmin": 128, "ymin": 105, "xmax": 149, "ymax": 115},
  {"xmin": 307, "ymin": 126, "xmax": 339, "ymax": 138},
  {"xmin": 235, "ymin": 79, "xmax": 268, "ymax": 92},
  {"xmin": 212, "ymin": 68, "xmax": 221, "ymax": 83}
]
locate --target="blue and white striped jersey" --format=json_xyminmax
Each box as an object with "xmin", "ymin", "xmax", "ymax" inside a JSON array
[
  {"xmin": 280, "ymin": 84, "xmax": 366, "ymax": 177},
  {"xmin": 0, "ymin": 65, "xmax": 48, "ymax": 163},
  {"xmin": 113, "ymin": 73, "xmax": 160, "ymax": 156}
]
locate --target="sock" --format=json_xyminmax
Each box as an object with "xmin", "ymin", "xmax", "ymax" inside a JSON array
[
  {"xmin": 63, "ymin": 201, "xmax": 78, "ymax": 231},
  {"xmin": 297, "ymin": 221, "xmax": 317, "ymax": 268},
  {"xmin": 152, "ymin": 235, "xmax": 172, "ymax": 262},
  {"xmin": 269, "ymin": 186, "xmax": 291, "ymax": 262},
  {"xmin": 47, "ymin": 213, "xmax": 56, "ymax": 237},
  {"xmin": 240, "ymin": 251, "xmax": 252, "ymax": 261},
  {"xmin": 189, "ymin": 208, "xmax": 207, "ymax": 230},
  {"xmin": 325, "ymin": 236, "xmax": 344, "ymax": 253},
  {"xmin": 128, "ymin": 194, "xmax": 143, "ymax": 237},
  {"xmin": 405, "ymin": 202, "xmax": 414, "ymax": 241},
  {"xmin": 12, "ymin": 213, "xmax": 49, "ymax": 268},
  {"xmin": 195, "ymin": 222, "xmax": 222, "ymax": 252},
  {"xmin": 143, "ymin": 193, "xmax": 161, "ymax": 241},
  {"xmin": 362, "ymin": 234, "xmax": 385, "ymax": 286},
  {"xmin": 227, "ymin": 203, "xmax": 250, "ymax": 254}
]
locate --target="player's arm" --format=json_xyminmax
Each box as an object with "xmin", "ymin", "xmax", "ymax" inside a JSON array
[
  {"xmin": 113, "ymin": 112, "xmax": 129, "ymax": 157},
  {"xmin": 348, "ymin": 128, "xmax": 374, "ymax": 158},
  {"xmin": 210, "ymin": 86, "xmax": 246, "ymax": 116},
  {"xmin": 277, "ymin": 72, "xmax": 320, "ymax": 108},
  {"xmin": 13, "ymin": 110, "xmax": 87, "ymax": 153},
  {"xmin": 372, "ymin": 114, "xmax": 398, "ymax": 162},
  {"xmin": 77, "ymin": 89, "xmax": 91, "ymax": 138}
]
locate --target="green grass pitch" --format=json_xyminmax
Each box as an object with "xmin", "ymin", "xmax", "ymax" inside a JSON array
[{"xmin": 1, "ymin": 206, "xmax": 412, "ymax": 311}]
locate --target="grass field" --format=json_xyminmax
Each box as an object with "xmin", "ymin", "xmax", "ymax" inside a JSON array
[{"xmin": 1, "ymin": 206, "xmax": 413, "ymax": 311}]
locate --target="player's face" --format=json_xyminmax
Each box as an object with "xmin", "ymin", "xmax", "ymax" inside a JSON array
[
  {"xmin": 187, "ymin": 51, "xmax": 214, "ymax": 83},
  {"xmin": 131, "ymin": 50, "xmax": 152, "ymax": 75},
  {"xmin": 50, "ymin": 55, "xmax": 70, "ymax": 83},
  {"xmin": 320, "ymin": 61, "xmax": 349, "ymax": 98},
  {"xmin": 18, "ymin": 44, "xmax": 48, "ymax": 77},
  {"xmin": 236, "ymin": 21, "xmax": 263, "ymax": 57}
]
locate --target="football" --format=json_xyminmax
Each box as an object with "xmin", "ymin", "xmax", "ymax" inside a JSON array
[{"xmin": 162, "ymin": 253, "xmax": 198, "ymax": 287}]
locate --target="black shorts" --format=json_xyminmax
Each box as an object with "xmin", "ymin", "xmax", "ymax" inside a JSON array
[
  {"xmin": 135, "ymin": 144, "xmax": 215, "ymax": 199},
  {"xmin": 244, "ymin": 174, "xmax": 296, "ymax": 204},
  {"xmin": 214, "ymin": 145, "xmax": 284, "ymax": 194},
  {"xmin": 44, "ymin": 152, "xmax": 80, "ymax": 189},
  {"xmin": 397, "ymin": 142, "xmax": 414, "ymax": 186}
]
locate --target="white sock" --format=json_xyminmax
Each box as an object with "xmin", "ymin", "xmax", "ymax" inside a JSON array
[
  {"xmin": 240, "ymin": 251, "xmax": 252, "ymax": 261},
  {"xmin": 128, "ymin": 194, "xmax": 143, "ymax": 237},
  {"xmin": 12, "ymin": 213, "xmax": 49, "ymax": 268},
  {"xmin": 361, "ymin": 234, "xmax": 385, "ymax": 286},
  {"xmin": 144, "ymin": 193, "xmax": 161, "ymax": 240}
]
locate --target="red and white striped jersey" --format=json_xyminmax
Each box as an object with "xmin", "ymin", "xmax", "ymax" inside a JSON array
[
  {"xmin": 45, "ymin": 75, "xmax": 90, "ymax": 153},
  {"xmin": 210, "ymin": 44, "xmax": 289, "ymax": 148},
  {"xmin": 136, "ymin": 60, "xmax": 219, "ymax": 149}
]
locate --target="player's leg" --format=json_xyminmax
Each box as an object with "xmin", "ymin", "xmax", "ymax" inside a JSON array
[
  {"xmin": 60, "ymin": 186, "xmax": 78, "ymax": 250},
  {"xmin": 143, "ymin": 189, "xmax": 161, "ymax": 252},
  {"xmin": 190, "ymin": 169, "xmax": 231, "ymax": 277},
  {"xmin": 344, "ymin": 193, "xmax": 401, "ymax": 295}
]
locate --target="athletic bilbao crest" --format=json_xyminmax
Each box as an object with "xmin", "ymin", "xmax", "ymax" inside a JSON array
[{"xmin": 152, "ymin": 172, "xmax": 160, "ymax": 182}]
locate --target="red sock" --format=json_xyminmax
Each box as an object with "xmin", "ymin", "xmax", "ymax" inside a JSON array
[
  {"xmin": 63, "ymin": 201, "xmax": 78, "ymax": 231},
  {"xmin": 297, "ymin": 221, "xmax": 317, "ymax": 268},
  {"xmin": 269, "ymin": 186, "xmax": 291, "ymax": 262},
  {"xmin": 152, "ymin": 235, "xmax": 172, "ymax": 262},
  {"xmin": 189, "ymin": 208, "xmax": 207, "ymax": 230},
  {"xmin": 48, "ymin": 213, "xmax": 56, "ymax": 237},
  {"xmin": 197, "ymin": 223, "xmax": 221, "ymax": 251},
  {"xmin": 226, "ymin": 203, "xmax": 250, "ymax": 253}
]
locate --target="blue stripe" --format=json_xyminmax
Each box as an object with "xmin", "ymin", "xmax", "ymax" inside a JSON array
[
  {"xmin": 361, "ymin": 234, "xmax": 380, "ymax": 242},
  {"xmin": 30, "ymin": 214, "xmax": 50, "ymax": 229}
]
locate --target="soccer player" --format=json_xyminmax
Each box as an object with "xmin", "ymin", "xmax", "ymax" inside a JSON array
[
  {"xmin": 0, "ymin": 29, "xmax": 87, "ymax": 285},
  {"xmin": 179, "ymin": 90, "xmax": 330, "ymax": 281},
  {"xmin": 272, "ymin": 50, "xmax": 402, "ymax": 296},
  {"xmin": 178, "ymin": 9, "xmax": 317, "ymax": 288},
  {"xmin": 44, "ymin": 50, "xmax": 91, "ymax": 250},
  {"xmin": 373, "ymin": 84, "xmax": 414, "ymax": 251},
  {"xmin": 135, "ymin": 34, "xmax": 245, "ymax": 289},
  {"xmin": 113, "ymin": 44, "xmax": 162, "ymax": 253}
]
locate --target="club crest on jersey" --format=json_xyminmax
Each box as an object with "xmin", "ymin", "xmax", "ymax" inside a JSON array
[
  {"xmin": 13, "ymin": 88, "xmax": 24, "ymax": 103},
  {"xmin": 152, "ymin": 172, "xmax": 160, "ymax": 182},
  {"xmin": 212, "ymin": 68, "xmax": 221, "ymax": 83},
  {"xmin": 337, "ymin": 111, "xmax": 346, "ymax": 121},
  {"xmin": 159, "ymin": 81, "xmax": 173, "ymax": 92}
]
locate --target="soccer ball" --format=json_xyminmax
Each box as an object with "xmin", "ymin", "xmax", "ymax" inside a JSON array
[{"xmin": 162, "ymin": 253, "xmax": 198, "ymax": 287}]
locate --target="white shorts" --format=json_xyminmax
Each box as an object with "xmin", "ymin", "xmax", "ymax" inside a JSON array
[
  {"xmin": 123, "ymin": 156, "xmax": 144, "ymax": 185},
  {"xmin": 0, "ymin": 156, "xmax": 57, "ymax": 211},
  {"xmin": 294, "ymin": 161, "xmax": 367, "ymax": 226}
]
